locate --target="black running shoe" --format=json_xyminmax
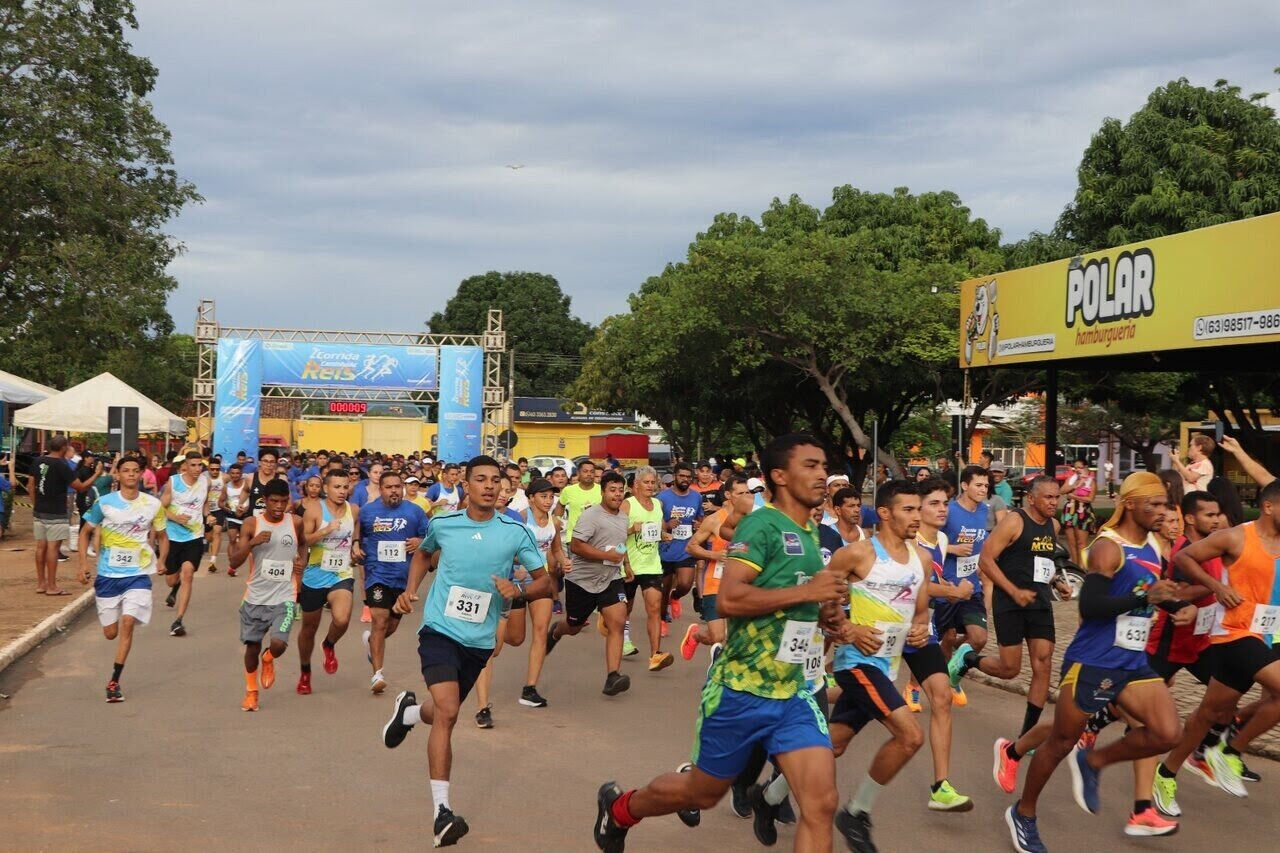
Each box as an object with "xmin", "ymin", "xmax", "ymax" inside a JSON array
[
  {"xmin": 433, "ymin": 806, "xmax": 469, "ymax": 847},
  {"xmin": 836, "ymin": 808, "xmax": 877, "ymax": 853},
  {"xmin": 476, "ymin": 705, "xmax": 494, "ymax": 729},
  {"xmin": 748, "ymin": 783, "xmax": 779, "ymax": 846},
  {"xmin": 519, "ymin": 685, "xmax": 548, "ymax": 708},
  {"xmin": 594, "ymin": 782, "xmax": 629, "ymax": 852},
  {"xmin": 382, "ymin": 690, "xmax": 417, "ymax": 748},
  {"xmin": 546, "ymin": 621, "xmax": 562, "ymax": 655},
  {"xmin": 602, "ymin": 671, "xmax": 631, "ymax": 696},
  {"xmin": 1241, "ymin": 761, "xmax": 1261, "ymax": 783},
  {"xmin": 169, "ymin": 619, "xmax": 185, "ymax": 637},
  {"xmin": 676, "ymin": 763, "xmax": 700, "ymax": 828},
  {"xmin": 165, "ymin": 588, "xmax": 177, "ymax": 607},
  {"xmin": 105, "ymin": 681, "xmax": 124, "ymax": 703},
  {"xmin": 776, "ymin": 795, "xmax": 796, "ymax": 825},
  {"xmin": 731, "ymin": 782, "xmax": 752, "ymax": 818}
]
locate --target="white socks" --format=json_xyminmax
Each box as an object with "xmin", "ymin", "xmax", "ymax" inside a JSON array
[
  {"xmin": 764, "ymin": 773, "xmax": 790, "ymax": 806},
  {"xmin": 624, "ymin": 621, "xmax": 631, "ymax": 642},
  {"xmin": 846, "ymin": 775, "xmax": 883, "ymax": 815},
  {"xmin": 431, "ymin": 779, "xmax": 451, "ymax": 816},
  {"xmin": 403, "ymin": 704, "xmax": 422, "ymax": 726}
]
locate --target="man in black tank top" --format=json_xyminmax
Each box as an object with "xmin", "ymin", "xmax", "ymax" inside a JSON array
[
  {"xmin": 945, "ymin": 476, "xmax": 1064, "ymax": 787},
  {"xmin": 248, "ymin": 449, "xmax": 279, "ymax": 517}
]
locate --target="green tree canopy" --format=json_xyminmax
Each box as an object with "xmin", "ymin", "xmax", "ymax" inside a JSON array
[{"xmin": 427, "ymin": 271, "xmax": 594, "ymax": 398}]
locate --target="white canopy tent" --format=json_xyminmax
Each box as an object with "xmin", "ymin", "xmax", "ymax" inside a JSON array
[
  {"xmin": 13, "ymin": 372, "xmax": 187, "ymax": 435},
  {"xmin": 0, "ymin": 369, "xmax": 57, "ymax": 406}
]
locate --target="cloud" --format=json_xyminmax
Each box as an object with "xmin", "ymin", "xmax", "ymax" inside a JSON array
[{"xmin": 132, "ymin": 0, "xmax": 1280, "ymax": 330}]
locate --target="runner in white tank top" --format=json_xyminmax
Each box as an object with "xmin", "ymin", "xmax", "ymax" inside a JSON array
[{"xmin": 511, "ymin": 478, "xmax": 567, "ymax": 708}]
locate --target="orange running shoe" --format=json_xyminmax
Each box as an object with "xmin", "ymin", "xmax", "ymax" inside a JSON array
[
  {"xmin": 1125, "ymin": 806, "xmax": 1178, "ymax": 837},
  {"xmin": 296, "ymin": 672, "xmax": 312, "ymax": 695},
  {"xmin": 671, "ymin": 599, "xmax": 682, "ymax": 620},
  {"xmin": 906, "ymin": 683, "xmax": 923, "ymax": 713},
  {"xmin": 993, "ymin": 737, "xmax": 1020, "ymax": 794},
  {"xmin": 260, "ymin": 650, "xmax": 276, "ymax": 690},
  {"xmin": 649, "ymin": 652, "xmax": 675, "ymax": 672},
  {"xmin": 952, "ymin": 684, "xmax": 968, "ymax": 707},
  {"xmin": 323, "ymin": 644, "xmax": 338, "ymax": 674},
  {"xmin": 660, "ymin": 620, "xmax": 669, "ymax": 639},
  {"xmin": 361, "ymin": 605, "xmax": 372, "ymax": 624},
  {"xmin": 241, "ymin": 690, "xmax": 259, "ymax": 712},
  {"xmin": 680, "ymin": 624, "xmax": 701, "ymax": 661}
]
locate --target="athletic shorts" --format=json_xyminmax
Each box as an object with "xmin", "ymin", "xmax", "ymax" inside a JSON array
[
  {"xmin": 830, "ymin": 665, "xmax": 905, "ymax": 734},
  {"xmin": 298, "ymin": 578, "xmax": 355, "ymax": 612},
  {"xmin": 701, "ymin": 594, "xmax": 719, "ymax": 622},
  {"xmin": 365, "ymin": 583, "xmax": 404, "ymax": 616},
  {"xmin": 1206, "ymin": 636, "xmax": 1279, "ymax": 694},
  {"xmin": 1146, "ymin": 651, "xmax": 1213, "ymax": 687},
  {"xmin": 564, "ymin": 578, "xmax": 627, "ymax": 627},
  {"xmin": 165, "ymin": 539, "xmax": 205, "ymax": 574},
  {"xmin": 993, "ymin": 607, "xmax": 1055, "ymax": 647},
  {"xmin": 904, "ymin": 642, "xmax": 947, "ymax": 683},
  {"xmin": 226, "ymin": 513, "xmax": 245, "ymax": 529},
  {"xmin": 692, "ymin": 682, "xmax": 831, "ymax": 779},
  {"xmin": 932, "ymin": 597, "xmax": 988, "ymax": 634},
  {"xmin": 624, "ymin": 574, "xmax": 663, "ymax": 599},
  {"xmin": 1060, "ymin": 661, "xmax": 1162, "ymax": 713},
  {"xmin": 239, "ymin": 601, "xmax": 297, "ymax": 645},
  {"xmin": 95, "ymin": 580, "xmax": 153, "ymax": 627},
  {"xmin": 205, "ymin": 510, "xmax": 227, "ymax": 531},
  {"xmin": 33, "ymin": 516, "xmax": 70, "ymax": 542},
  {"xmin": 417, "ymin": 626, "xmax": 493, "ymax": 702},
  {"xmin": 661, "ymin": 557, "xmax": 697, "ymax": 576}
]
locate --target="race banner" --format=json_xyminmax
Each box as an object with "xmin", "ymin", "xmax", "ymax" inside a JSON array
[
  {"xmin": 214, "ymin": 338, "xmax": 262, "ymax": 460},
  {"xmin": 436, "ymin": 346, "xmax": 483, "ymax": 462},
  {"xmin": 259, "ymin": 342, "xmax": 438, "ymax": 391}
]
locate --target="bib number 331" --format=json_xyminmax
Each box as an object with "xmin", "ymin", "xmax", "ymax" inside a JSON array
[{"xmin": 446, "ymin": 586, "xmax": 492, "ymax": 624}]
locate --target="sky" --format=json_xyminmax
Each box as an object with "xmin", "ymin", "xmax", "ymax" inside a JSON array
[{"xmin": 131, "ymin": 1, "xmax": 1280, "ymax": 334}]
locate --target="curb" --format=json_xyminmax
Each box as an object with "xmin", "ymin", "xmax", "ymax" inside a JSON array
[
  {"xmin": 0, "ymin": 590, "xmax": 94, "ymax": 674},
  {"xmin": 966, "ymin": 671, "xmax": 1280, "ymax": 761}
]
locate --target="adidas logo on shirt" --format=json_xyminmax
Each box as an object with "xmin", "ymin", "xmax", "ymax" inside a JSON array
[{"xmin": 472, "ymin": 533, "xmax": 483, "ymax": 540}]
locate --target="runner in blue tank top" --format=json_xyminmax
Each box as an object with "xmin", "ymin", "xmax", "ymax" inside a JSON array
[{"xmin": 936, "ymin": 466, "xmax": 992, "ymax": 688}]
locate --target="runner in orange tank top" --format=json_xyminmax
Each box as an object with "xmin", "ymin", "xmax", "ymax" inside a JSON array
[{"xmin": 682, "ymin": 476, "xmax": 755, "ymax": 660}]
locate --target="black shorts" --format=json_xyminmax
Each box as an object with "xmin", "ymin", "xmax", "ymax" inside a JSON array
[
  {"xmin": 904, "ymin": 642, "xmax": 948, "ymax": 683},
  {"xmin": 165, "ymin": 539, "xmax": 205, "ymax": 574},
  {"xmin": 1147, "ymin": 651, "xmax": 1213, "ymax": 687},
  {"xmin": 1060, "ymin": 661, "xmax": 1162, "ymax": 713},
  {"xmin": 932, "ymin": 597, "xmax": 988, "ymax": 634},
  {"xmin": 204, "ymin": 510, "xmax": 227, "ymax": 531},
  {"xmin": 418, "ymin": 626, "xmax": 493, "ymax": 702},
  {"xmin": 624, "ymin": 574, "xmax": 664, "ymax": 599},
  {"xmin": 661, "ymin": 557, "xmax": 697, "ymax": 576},
  {"xmin": 830, "ymin": 665, "xmax": 905, "ymax": 734},
  {"xmin": 226, "ymin": 513, "xmax": 245, "ymax": 529},
  {"xmin": 564, "ymin": 578, "xmax": 628, "ymax": 627},
  {"xmin": 365, "ymin": 583, "xmax": 404, "ymax": 618},
  {"xmin": 993, "ymin": 607, "xmax": 1055, "ymax": 647},
  {"xmin": 1206, "ymin": 636, "xmax": 1278, "ymax": 694},
  {"xmin": 299, "ymin": 578, "xmax": 355, "ymax": 612}
]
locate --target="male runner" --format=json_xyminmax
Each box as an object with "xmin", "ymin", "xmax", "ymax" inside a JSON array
[
  {"xmin": 426, "ymin": 463, "xmax": 464, "ymax": 516},
  {"xmin": 77, "ymin": 454, "xmax": 168, "ymax": 702},
  {"xmin": 658, "ymin": 462, "xmax": 703, "ymax": 631},
  {"xmin": 359, "ymin": 470, "xmax": 429, "ymax": 694},
  {"xmin": 204, "ymin": 456, "xmax": 227, "ymax": 572},
  {"xmin": 557, "ymin": 459, "xmax": 599, "ymax": 539},
  {"xmin": 683, "ymin": 476, "xmax": 754, "ymax": 660},
  {"xmin": 546, "ymin": 470, "xmax": 633, "ymax": 695},
  {"xmin": 221, "ymin": 462, "xmax": 249, "ymax": 575},
  {"xmin": 246, "ymin": 449, "xmax": 279, "ymax": 517},
  {"xmin": 622, "ymin": 466, "xmax": 673, "ymax": 670},
  {"xmin": 228, "ymin": 478, "xmax": 305, "ymax": 711},
  {"xmin": 296, "ymin": 469, "xmax": 360, "ymax": 694},
  {"xmin": 694, "ymin": 461, "xmax": 722, "ymax": 514},
  {"xmin": 513, "ymin": 477, "xmax": 567, "ymax": 707},
  {"xmin": 380, "ymin": 455, "xmax": 548, "ymax": 847},
  {"xmin": 592, "ymin": 434, "xmax": 846, "ymax": 852},
  {"xmin": 830, "ymin": 486, "xmax": 867, "ymax": 545},
  {"xmin": 937, "ymin": 465, "xmax": 993, "ymax": 706},
  {"xmin": 160, "ymin": 451, "xmax": 209, "ymax": 636},
  {"xmin": 1004, "ymin": 472, "xmax": 1184, "ymax": 851}
]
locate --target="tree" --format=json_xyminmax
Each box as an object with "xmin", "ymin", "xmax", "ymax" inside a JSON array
[
  {"xmin": 0, "ymin": 1, "xmax": 200, "ymax": 388},
  {"xmin": 427, "ymin": 271, "xmax": 594, "ymax": 397},
  {"xmin": 103, "ymin": 332, "xmax": 196, "ymax": 413},
  {"xmin": 1062, "ymin": 372, "xmax": 1201, "ymax": 470}
]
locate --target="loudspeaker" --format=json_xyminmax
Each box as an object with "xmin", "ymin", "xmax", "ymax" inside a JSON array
[{"xmin": 108, "ymin": 406, "xmax": 139, "ymax": 455}]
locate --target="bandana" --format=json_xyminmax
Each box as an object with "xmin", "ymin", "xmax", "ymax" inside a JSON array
[{"xmin": 1101, "ymin": 471, "xmax": 1167, "ymax": 531}]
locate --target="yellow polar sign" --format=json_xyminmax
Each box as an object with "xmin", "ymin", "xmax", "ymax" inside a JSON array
[{"xmin": 959, "ymin": 212, "xmax": 1280, "ymax": 367}]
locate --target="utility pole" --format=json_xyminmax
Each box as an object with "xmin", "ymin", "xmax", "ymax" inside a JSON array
[{"xmin": 507, "ymin": 349, "xmax": 515, "ymax": 458}]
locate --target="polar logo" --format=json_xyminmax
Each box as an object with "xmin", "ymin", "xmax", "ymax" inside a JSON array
[{"xmin": 1065, "ymin": 249, "xmax": 1155, "ymax": 328}]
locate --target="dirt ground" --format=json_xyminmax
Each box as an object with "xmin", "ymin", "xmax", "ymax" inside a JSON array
[{"xmin": 0, "ymin": 503, "xmax": 88, "ymax": 647}]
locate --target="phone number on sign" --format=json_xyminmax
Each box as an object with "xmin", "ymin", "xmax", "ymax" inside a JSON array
[{"xmin": 1192, "ymin": 308, "xmax": 1280, "ymax": 341}]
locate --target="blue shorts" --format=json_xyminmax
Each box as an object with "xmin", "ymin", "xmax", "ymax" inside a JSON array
[
  {"xmin": 1059, "ymin": 661, "xmax": 1162, "ymax": 713},
  {"xmin": 692, "ymin": 683, "xmax": 830, "ymax": 779},
  {"xmin": 701, "ymin": 594, "xmax": 719, "ymax": 622}
]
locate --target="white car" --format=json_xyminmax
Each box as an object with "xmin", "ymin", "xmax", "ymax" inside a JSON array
[{"xmin": 526, "ymin": 455, "xmax": 575, "ymax": 476}]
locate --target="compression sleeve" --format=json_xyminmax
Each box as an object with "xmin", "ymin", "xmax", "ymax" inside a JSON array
[{"xmin": 1078, "ymin": 572, "xmax": 1147, "ymax": 620}]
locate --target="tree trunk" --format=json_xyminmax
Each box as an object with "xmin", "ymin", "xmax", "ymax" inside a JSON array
[{"xmin": 805, "ymin": 354, "xmax": 904, "ymax": 478}]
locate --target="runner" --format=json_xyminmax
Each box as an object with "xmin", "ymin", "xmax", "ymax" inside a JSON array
[
  {"xmin": 658, "ymin": 462, "xmax": 703, "ymax": 634},
  {"xmin": 513, "ymin": 477, "xmax": 567, "ymax": 707},
  {"xmin": 591, "ymin": 433, "xmax": 845, "ymax": 852},
  {"xmin": 405, "ymin": 476, "xmax": 433, "ymax": 514},
  {"xmin": 379, "ymin": 455, "xmax": 549, "ymax": 847},
  {"xmin": 204, "ymin": 455, "xmax": 227, "ymax": 572},
  {"xmin": 228, "ymin": 478, "xmax": 305, "ymax": 712},
  {"xmin": 246, "ymin": 449, "xmax": 279, "ymax": 518},
  {"xmin": 294, "ymin": 475, "xmax": 323, "ymax": 519},
  {"xmin": 545, "ymin": 470, "xmax": 633, "ymax": 695},
  {"xmin": 682, "ymin": 476, "xmax": 754, "ymax": 661},
  {"xmin": 221, "ymin": 462, "xmax": 249, "ymax": 576},
  {"xmin": 621, "ymin": 466, "xmax": 673, "ymax": 671},
  {"xmin": 76, "ymin": 454, "xmax": 168, "ymax": 702},
  {"xmin": 160, "ymin": 451, "xmax": 209, "ymax": 637},
  {"xmin": 830, "ymin": 486, "xmax": 867, "ymax": 546},
  {"xmin": 938, "ymin": 465, "xmax": 994, "ymax": 707},
  {"xmin": 470, "ymin": 474, "xmax": 529, "ymax": 726},
  {"xmin": 557, "ymin": 459, "xmax": 600, "ymax": 540},
  {"xmin": 1003, "ymin": 472, "xmax": 1184, "ymax": 851},
  {"xmin": 296, "ymin": 469, "xmax": 360, "ymax": 694},
  {"xmin": 352, "ymin": 460, "xmax": 384, "ymax": 508},
  {"xmin": 426, "ymin": 463, "xmax": 464, "ymax": 516}
]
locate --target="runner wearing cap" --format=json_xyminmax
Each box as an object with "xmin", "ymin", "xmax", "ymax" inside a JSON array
[
  {"xmin": 405, "ymin": 476, "xmax": 433, "ymax": 514},
  {"xmin": 747, "ymin": 476, "xmax": 767, "ymax": 511}
]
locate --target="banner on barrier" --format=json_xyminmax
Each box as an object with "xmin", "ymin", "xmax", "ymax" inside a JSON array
[
  {"xmin": 259, "ymin": 341, "xmax": 439, "ymax": 391},
  {"xmin": 436, "ymin": 346, "xmax": 483, "ymax": 462},
  {"xmin": 214, "ymin": 339, "xmax": 262, "ymax": 460}
]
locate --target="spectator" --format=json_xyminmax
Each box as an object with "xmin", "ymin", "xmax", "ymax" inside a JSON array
[
  {"xmin": 141, "ymin": 455, "xmax": 157, "ymax": 494},
  {"xmin": 1206, "ymin": 475, "xmax": 1245, "ymax": 528},
  {"xmin": 1157, "ymin": 469, "xmax": 1186, "ymax": 539},
  {"xmin": 33, "ymin": 436, "xmax": 100, "ymax": 595},
  {"xmin": 1172, "ymin": 434, "xmax": 1216, "ymax": 491}
]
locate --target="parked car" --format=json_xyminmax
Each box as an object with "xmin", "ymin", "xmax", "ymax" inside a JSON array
[
  {"xmin": 526, "ymin": 455, "xmax": 575, "ymax": 476},
  {"xmin": 1011, "ymin": 464, "xmax": 1072, "ymax": 505}
]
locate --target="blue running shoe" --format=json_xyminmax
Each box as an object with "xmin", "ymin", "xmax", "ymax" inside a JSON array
[
  {"xmin": 1005, "ymin": 802, "xmax": 1047, "ymax": 853},
  {"xmin": 1069, "ymin": 744, "xmax": 1101, "ymax": 814}
]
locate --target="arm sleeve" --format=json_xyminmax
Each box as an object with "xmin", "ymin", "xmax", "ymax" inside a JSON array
[{"xmin": 1078, "ymin": 572, "xmax": 1147, "ymax": 620}]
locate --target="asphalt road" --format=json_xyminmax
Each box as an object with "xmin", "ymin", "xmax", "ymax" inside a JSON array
[{"xmin": 1, "ymin": 568, "xmax": 1275, "ymax": 851}]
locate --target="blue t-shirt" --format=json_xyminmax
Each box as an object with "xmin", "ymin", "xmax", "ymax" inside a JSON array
[
  {"xmin": 1064, "ymin": 532, "xmax": 1161, "ymax": 670},
  {"xmin": 359, "ymin": 498, "xmax": 429, "ymax": 588},
  {"xmin": 351, "ymin": 479, "xmax": 373, "ymax": 507},
  {"xmin": 657, "ymin": 487, "xmax": 703, "ymax": 562},
  {"xmin": 939, "ymin": 499, "xmax": 988, "ymax": 600},
  {"xmin": 421, "ymin": 510, "xmax": 546, "ymax": 648}
]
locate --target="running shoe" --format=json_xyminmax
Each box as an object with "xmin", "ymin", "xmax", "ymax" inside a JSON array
[
  {"xmin": 602, "ymin": 672, "xmax": 631, "ymax": 696},
  {"xmin": 776, "ymin": 796, "xmax": 796, "ymax": 825},
  {"xmin": 105, "ymin": 680, "xmax": 124, "ymax": 703},
  {"xmin": 676, "ymin": 763, "xmax": 700, "ymax": 828},
  {"xmin": 1203, "ymin": 743, "xmax": 1247, "ymax": 798},
  {"xmin": 649, "ymin": 652, "xmax": 674, "ymax": 672},
  {"xmin": 169, "ymin": 619, "xmax": 185, "ymax": 637},
  {"xmin": 1076, "ymin": 729, "xmax": 1097, "ymax": 751},
  {"xmin": 952, "ymin": 684, "xmax": 968, "ymax": 707},
  {"xmin": 226, "ymin": 566, "xmax": 237, "ymax": 577},
  {"xmin": 552, "ymin": 599, "xmax": 563, "ymax": 615},
  {"xmin": 546, "ymin": 622, "xmax": 562, "ymax": 655},
  {"xmin": 207, "ymin": 561, "xmax": 218, "ymax": 573},
  {"xmin": 241, "ymin": 690, "xmax": 259, "ymax": 712},
  {"xmin": 371, "ymin": 671, "xmax": 387, "ymax": 694},
  {"xmin": 519, "ymin": 685, "xmax": 548, "ymax": 708},
  {"xmin": 594, "ymin": 782, "xmax": 630, "ymax": 853},
  {"xmin": 731, "ymin": 780, "xmax": 752, "ymax": 818},
  {"xmin": 1185, "ymin": 753, "xmax": 1217, "ymax": 787},
  {"xmin": 748, "ymin": 782, "xmax": 779, "ymax": 846},
  {"xmin": 622, "ymin": 639, "xmax": 638, "ymax": 657},
  {"xmin": 1240, "ymin": 760, "xmax": 1261, "ymax": 783},
  {"xmin": 361, "ymin": 605, "xmax": 371, "ymax": 623},
  {"xmin": 993, "ymin": 738, "xmax": 1020, "ymax": 794},
  {"xmin": 947, "ymin": 642, "xmax": 974, "ymax": 690},
  {"xmin": 1069, "ymin": 744, "xmax": 1101, "ymax": 814},
  {"xmin": 660, "ymin": 620, "xmax": 669, "ymax": 638},
  {"xmin": 1125, "ymin": 806, "xmax": 1178, "ymax": 837},
  {"xmin": 383, "ymin": 689, "xmax": 417, "ymax": 748},
  {"xmin": 1151, "ymin": 769, "xmax": 1181, "ymax": 818},
  {"xmin": 296, "ymin": 671, "xmax": 312, "ymax": 695},
  {"xmin": 1005, "ymin": 802, "xmax": 1047, "ymax": 853},
  {"xmin": 906, "ymin": 684, "xmax": 922, "ymax": 713},
  {"xmin": 433, "ymin": 806, "xmax": 469, "ymax": 847},
  {"xmin": 835, "ymin": 807, "xmax": 877, "ymax": 853},
  {"xmin": 928, "ymin": 780, "xmax": 973, "ymax": 812},
  {"xmin": 260, "ymin": 650, "xmax": 276, "ymax": 689},
  {"xmin": 680, "ymin": 624, "xmax": 701, "ymax": 661},
  {"xmin": 475, "ymin": 705, "xmax": 494, "ymax": 729},
  {"xmin": 671, "ymin": 598, "xmax": 682, "ymax": 620},
  {"xmin": 322, "ymin": 643, "xmax": 338, "ymax": 674},
  {"xmin": 165, "ymin": 588, "xmax": 177, "ymax": 608},
  {"xmin": 362, "ymin": 629, "xmax": 373, "ymax": 663}
]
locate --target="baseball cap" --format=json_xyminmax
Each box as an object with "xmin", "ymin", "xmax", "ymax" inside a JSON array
[
  {"xmin": 527, "ymin": 477, "xmax": 559, "ymax": 496},
  {"xmin": 747, "ymin": 477, "xmax": 765, "ymax": 493},
  {"xmin": 404, "ymin": 476, "xmax": 420, "ymax": 484},
  {"xmin": 990, "ymin": 461, "xmax": 1007, "ymax": 473}
]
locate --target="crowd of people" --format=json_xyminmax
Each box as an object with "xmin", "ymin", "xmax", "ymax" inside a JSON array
[{"xmin": 13, "ymin": 430, "xmax": 1280, "ymax": 851}]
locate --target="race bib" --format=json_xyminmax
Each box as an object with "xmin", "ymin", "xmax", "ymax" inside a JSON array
[
  {"xmin": 1194, "ymin": 604, "xmax": 1218, "ymax": 636},
  {"xmin": 446, "ymin": 586, "xmax": 492, "ymax": 624},
  {"xmin": 874, "ymin": 621, "xmax": 908, "ymax": 658},
  {"xmin": 262, "ymin": 558, "xmax": 291, "ymax": 580},
  {"xmin": 1114, "ymin": 614, "xmax": 1151, "ymax": 651},
  {"xmin": 775, "ymin": 620, "xmax": 818, "ymax": 665},
  {"xmin": 640, "ymin": 522, "xmax": 661, "ymax": 544},
  {"xmin": 673, "ymin": 524, "xmax": 693, "ymax": 540},
  {"xmin": 1249, "ymin": 604, "xmax": 1280, "ymax": 636},
  {"xmin": 712, "ymin": 560, "xmax": 723, "ymax": 579},
  {"xmin": 956, "ymin": 555, "xmax": 979, "ymax": 578},
  {"xmin": 107, "ymin": 547, "xmax": 141, "ymax": 569},
  {"xmin": 1032, "ymin": 556, "xmax": 1054, "ymax": 584},
  {"xmin": 802, "ymin": 626, "xmax": 824, "ymax": 682},
  {"xmin": 377, "ymin": 540, "xmax": 406, "ymax": 563},
  {"xmin": 322, "ymin": 551, "xmax": 349, "ymax": 573}
]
